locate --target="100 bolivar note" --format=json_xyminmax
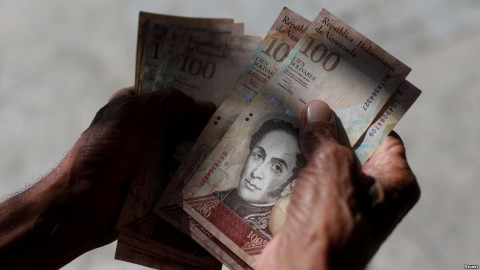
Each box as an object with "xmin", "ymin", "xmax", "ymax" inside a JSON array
[
  {"xmin": 181, "ymin": 9, "xmax": 412, "ymax": 268},
  {"xmin": 117, "ymin": 12, "xmax": 250, "ymax": 270},
  {"xmin": 135, "ymin": 12, "xmax": 242, "ymax": 94},
  {"xmin": 152, "ymin": 7, "xmax": 311, "ymax": 270},
  {"xmin": 154, "ymin": 6, "xmax": 310, "ymax": 228},
  {"xmin": 118, "ymin": 13, "xmax": 245, "ymax": 231}
]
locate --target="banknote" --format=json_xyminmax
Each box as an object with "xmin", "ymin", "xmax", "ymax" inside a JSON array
[
  {"xmin": 122, "ymin": 7, "xmax": 420, "ymax": 269},
  {"xmin": 117, "ymin": 13, "xmax": 251, "ymax": 229},
  {"xmin": 181, "ymin": 9, "xmax": 412, "ymax": 267},
  {"xmin": 113, "ymin": 136, "xmax": 223, "ymax": 268},
  {"xmin": 161, "ymin": 33, "xmax": 262, "ymax": 106},
  {"xmin": 116, "ymin": 242, "xmax": 184, "ymax": 269},
  {"xmin": 188, "ymin": 217, "xmax": 253, "ymax": 270},
  {"xmin": 116, "ymin": 13, "xmax": 261, "ymax": 270},
  {"xmin": 266, "ymin": 8, "xmax": 412, "ymax": 146},
  {"xmin": 119, "ymin": 12, "xmax": 242, "ymax": 268},
  {"xmin": 267, "ymin": 81, "xmax": 421, "ymax": 227},
  {"xmin": 152, "ymin": 8, "xmax": 310, "ymax": 268},
  {"xmin": 135, "ymin": 12, "xmax": 243, "ymax": 94},
  {"xmin": 154, "ymin": 6, "xmax": 311, "ymax": 227},
  {"xmin": 146, "ymin": 9, "xmax": 309, "ymax": 269},
  {"xmin": 134, "ymin": 12, "xmax": 236, "ymax": 92},
  {"xmin": 117, "ymin": 220, "xmax": 251, "ymax": 270},
  {"xmin": 116, "ymin": 215, "xmax": 222, "ymax": 270},
  {"xmin": 354, "ymin": 80, "xmax": 421, "ymax": 163},
  {"xmin": 152, "ymin": 24, "xmax": 247, "ymax": 93},
  {"xmin": 116, "ymin": 237, "xmax": 217, "ymax": 270}
]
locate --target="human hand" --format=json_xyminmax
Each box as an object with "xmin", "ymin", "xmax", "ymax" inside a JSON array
[
  {"xmin": 256, "ymin": 100, "xmax": 420, "ymax": 270},
  {"xmin": 0, "ymin": 87, "xmax": 214, "ymax": 269},
  {"xmin": 59, "ymin": 87, "xmax": 214, "ymax": 245}
]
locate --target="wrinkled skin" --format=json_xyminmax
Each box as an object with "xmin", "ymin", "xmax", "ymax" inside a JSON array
[
  {"xmin": 0, "ymin": 88, "xmax": 214, "ymax": 269},
  {"xmin": 256, "ymin": 100, "xmax": 420, "ymax": 270},
  {"xmin": 58, "ymin": 87, "xmax": 215, "ymax": 252}
]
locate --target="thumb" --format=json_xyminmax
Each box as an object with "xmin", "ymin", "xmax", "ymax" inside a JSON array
[
  {"xmin": 257, "ymin": 101, "xmax": 354, "ymax": 270},
  {"xmin": 300, "ymin": 100, "xmax": 338, "ymax": 159}
]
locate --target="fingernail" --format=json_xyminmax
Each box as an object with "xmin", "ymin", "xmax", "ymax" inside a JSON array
[{"xmin": 306, "ymin": 100, "xmax": 332, "ymax": 124}]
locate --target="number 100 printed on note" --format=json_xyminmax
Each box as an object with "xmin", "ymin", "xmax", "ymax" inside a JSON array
[{"xmin": 181, "ymin": 9, "xmax": 412, "ymax": 268}]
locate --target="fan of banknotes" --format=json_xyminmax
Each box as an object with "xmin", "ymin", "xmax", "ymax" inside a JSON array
[{"xmin": 114, "ymin": 7, "xmax": 421, "ymax": 270}]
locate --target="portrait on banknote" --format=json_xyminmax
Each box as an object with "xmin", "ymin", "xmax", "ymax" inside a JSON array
[
  {"xmin": 212, "ymin": 118, "xmax": 306, "ymax": 238},
  {"xmin": 181, "ymin": 103, "xmax": 307, "ymax": 248}
]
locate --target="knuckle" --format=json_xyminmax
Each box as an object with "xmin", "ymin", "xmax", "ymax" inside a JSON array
[
  {"xmin": 402, "ymin": 174, "xmax": 421, "ymax": 207},
  {"xmin": 312, "ymin": 142, "xmax": 354, "ymax": 165},
  {"xmin": 378, "ymin": 172, "xmax": 420, "ymax": 213}
]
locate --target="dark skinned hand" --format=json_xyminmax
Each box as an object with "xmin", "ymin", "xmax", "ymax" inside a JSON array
[
  {"xmin": 0, "ymin": 87, "xmax": 214, "ymax": 269},
  {"xmin": 256, "ymin": 100, "xmax": 420, "ymax": 270}
]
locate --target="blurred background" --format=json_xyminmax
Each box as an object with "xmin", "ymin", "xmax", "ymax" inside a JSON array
[{"xmin": 1, "ymin": 0, "xmax": 479, "ymax": 269}]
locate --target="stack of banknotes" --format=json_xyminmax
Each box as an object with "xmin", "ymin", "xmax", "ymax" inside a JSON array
[{"xmin": 114, "ymin": 7, "xmax": 421, "ymax": 270}]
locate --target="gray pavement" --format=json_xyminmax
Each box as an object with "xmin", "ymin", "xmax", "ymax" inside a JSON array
[{"xmin": 1, "ymin": 1, "xmax": 479, "ymax": 269}]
